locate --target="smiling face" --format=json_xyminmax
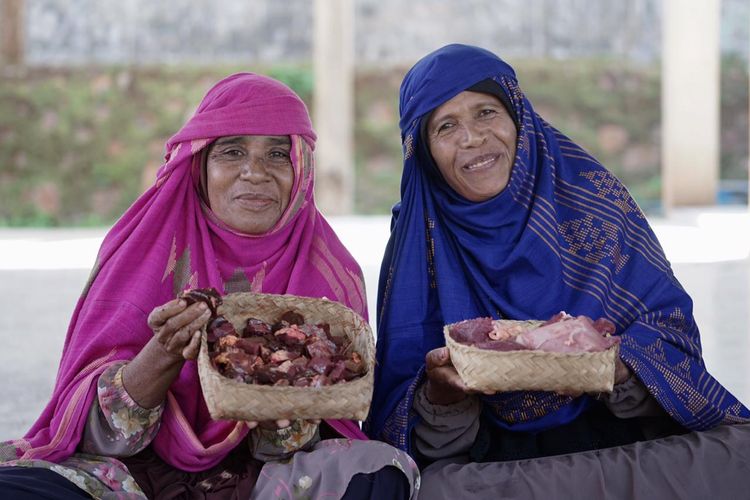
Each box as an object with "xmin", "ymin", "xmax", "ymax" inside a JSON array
[
  {"xmin": 205, "ymin": 135, "xmax": 294, "ymax": 235},
  {"xmin": 426, "ymin": 90, "xmax": 517, "ymax": 202}
]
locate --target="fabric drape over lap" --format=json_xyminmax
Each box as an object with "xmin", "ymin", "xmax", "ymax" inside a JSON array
[
  {"xmin": 366, "ymin": 44, "xmax": 750, "ymax": 451},
  {"xmin": 11, "ymin": 73, "xmax": 368, "ymax": 472}
]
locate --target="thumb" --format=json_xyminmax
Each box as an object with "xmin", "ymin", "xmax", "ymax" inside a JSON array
[{"xmin": 426, "ymin": 347, "xmax": 451, "ymax": 369}]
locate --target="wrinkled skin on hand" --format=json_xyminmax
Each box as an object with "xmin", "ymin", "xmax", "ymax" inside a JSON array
[{"xmin": 148, "ymin": 298, "xmax": 212, "ymax": 361}]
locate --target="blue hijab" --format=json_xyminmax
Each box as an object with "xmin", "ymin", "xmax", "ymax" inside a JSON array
[{"xmin": 366, "ymin": 44, "xmax": 749, "ymax": 452}]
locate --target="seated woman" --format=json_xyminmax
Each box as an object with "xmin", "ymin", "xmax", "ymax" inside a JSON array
[
  {"xmin": 0, "ymin": 73, "xmax": 419, "ymax": 499},
  {"xmin": 366, "ymin": 43, "xmax": 750, "ymax": 498}
]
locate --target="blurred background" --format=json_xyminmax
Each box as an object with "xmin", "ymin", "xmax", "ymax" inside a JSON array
[{"xmin": 1, "ymin": 0, "xmax": 748, "ymax": 439}]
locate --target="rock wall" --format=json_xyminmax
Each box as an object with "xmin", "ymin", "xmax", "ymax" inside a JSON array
[{"xmin": 21, "ymin": 0, "xmax": 748, "ymax": 66}]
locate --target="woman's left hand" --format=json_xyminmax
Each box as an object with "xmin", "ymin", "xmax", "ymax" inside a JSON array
[
  {"xmin": 614, "ymin": 357, "xmax": 631, "ymax": 385},
  {"xmin": 555, "ymin": 357, "xmax": 633, "ymax": 398}
]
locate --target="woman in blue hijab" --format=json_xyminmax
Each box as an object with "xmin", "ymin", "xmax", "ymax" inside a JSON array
[{"xmin": 367, "ymin": 44, "xmax": 750, "ymax": 498}]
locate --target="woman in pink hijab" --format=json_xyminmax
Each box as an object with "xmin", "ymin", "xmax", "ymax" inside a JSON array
[{"xmin": 0, "ymin": 73, "xmax": 419, "ymax": 499}]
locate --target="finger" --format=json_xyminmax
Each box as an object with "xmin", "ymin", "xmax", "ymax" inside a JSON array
[
  {"xmin": 148, "ymin": 299, "xmax": 186, "ymax": 329},
  {"xmin": 275, "ymin": 419, "xmax": 291, "ymax": 428},
  {"xmin": 165, "ymin": 326, "xmax": 194, "ymax": 353},
  {"xmin": 426, "ymin": 365, "xmax": 469, "ymax": 393},
  {"xmin": 246, "ymin": 421, "xmax": 259, "ymax": 430},
  {"xmin": 182, "ymin": 330, "xmax": 202, "ymax": 360},
  {"xmin": 161, "ymin": 303, "xmax": 209, "ymax": 337},
  {"xmin": 175, "ymin": 310, "xmax": 211, "ymax": 355},
  {"xmin": 425, "ymin": 347, "xmax": 451, "ymax": 370},
  {"xmin": 308, "ymin": 419, "xmax": 321, "ymax": 425}
]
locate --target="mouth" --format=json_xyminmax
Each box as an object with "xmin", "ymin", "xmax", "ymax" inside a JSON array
[
  {"xmin": 461, "ymin": 154, "xmax": 498, "ymax": 172},
  {"xmin": 234, "ymin": 193, "xmax": 277, "ymax": 210}
]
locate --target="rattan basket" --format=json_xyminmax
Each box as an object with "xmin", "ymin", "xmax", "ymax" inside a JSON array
[
  {"xmin": 198, "ymin": 292, "xmax": 375, "ymax": 421},
  {"xmin": 444, "ymin": 319, "xmax": 619, "ymax": 393}
]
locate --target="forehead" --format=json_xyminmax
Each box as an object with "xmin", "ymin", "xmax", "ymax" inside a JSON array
[
  {"xmin": 212, "ymin": 135, "xmax": 291, "ymax": 147},
  {"xmin": 429, "ymin": 91, "xmax": 503, "ymax": 121}
]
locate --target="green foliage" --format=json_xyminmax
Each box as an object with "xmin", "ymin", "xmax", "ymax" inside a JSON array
[
  {"xmin": 0, "ymin": 58, "xmax": 746, "ymax": 225},
  {"xmin": 0, "ymin": 65, "xmax": 315, "ymax": 226}
]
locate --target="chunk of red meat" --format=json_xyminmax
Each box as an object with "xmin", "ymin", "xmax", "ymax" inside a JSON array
[
  {"xmin": 449, "ymin": 317, "xmax": 493, "ymax": 344},
  {"xmin": 305, "ymin": 338, "xmax": 336, "ymax": 359},
  {"xmin": 328, "ymin": 360, "xmax": 348, "ymax": 383},
  {"xmin": 234, "ymin": 336, "xmax": 267, "ymax": 356},
  {"xmin": 274, "ymin": 325, "xmax": 308, "ymax": 346},
  {"xmin": 213, "ymin": 351, "xmax": 261, "ymax": 380},
  {"xmin": 592, "ymin": 318, "xmax": 616, "ymax": 335},
  {"xmin": 307, "ymin": 355, "xmax": 331, "ymax": 375},
  {"xmin": 270, "ymin": 349, "xmax": 300, "ymax": 364},
  {"xmin": 244, "ymin": 318, "xmax": 272, "ymax": 337},
  {"xmin": 206, "ymin": 316, "xmax": 236, "ymax": 342},
  {"xmin": 179, "ymin": 287, "xmax": 222, "ymax": 316}
]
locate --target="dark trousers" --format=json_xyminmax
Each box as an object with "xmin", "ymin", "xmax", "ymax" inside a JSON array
[
  {"xmin": 0, "ymin": 465, "xmax": 409, "ymax": 500},
  {"xmin": 341, "ymin": 465, "xmax": 411, "ymax": 500},
  {"xmin": 0, "ymin": 466, "xmax": 92, "ymax": 499}
]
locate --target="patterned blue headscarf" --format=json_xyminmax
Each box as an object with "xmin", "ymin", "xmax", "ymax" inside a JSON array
[{"xmin": 366, "ymin": 44, "xmax": 749, "ymax": 452}]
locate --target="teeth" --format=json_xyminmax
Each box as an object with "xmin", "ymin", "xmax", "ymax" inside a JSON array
[{"xmin": 465, "ymin": 157, "xmax": 495, "ymax": 170}]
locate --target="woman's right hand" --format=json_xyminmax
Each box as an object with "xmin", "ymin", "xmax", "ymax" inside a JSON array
[
  {"xmin": 148, "ymin": 298, "xmax": 212, "ymax": 360},
  {"xmin": 424, "ymin": 347, "xmax": 473, "ymax": 405},
  {"xmin": 123, "ymin": 298, "xmax": 212, "ymax": 409}
]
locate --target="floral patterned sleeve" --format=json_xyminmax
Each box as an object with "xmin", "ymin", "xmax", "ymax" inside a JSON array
[
  {"xmin": 80, "ymin": 361, "xmax": 164, "ymax": 457},
  {"xmin": 249, "ymin": 420, "xmax": 320, "ymax": 462}
]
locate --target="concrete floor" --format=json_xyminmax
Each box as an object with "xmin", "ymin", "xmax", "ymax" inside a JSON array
[{"xmin": 1, "ymin": 208, "xmax": 748, "ymax": 441}]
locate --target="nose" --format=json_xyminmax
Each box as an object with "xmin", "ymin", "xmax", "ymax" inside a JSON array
[
  {"xmin": 457, "ymin": 122, "xmax": 486, "ymax": 148},
  {"xmin": 239, "ymin": 156, "xmax": 269, "ymax": 181}
]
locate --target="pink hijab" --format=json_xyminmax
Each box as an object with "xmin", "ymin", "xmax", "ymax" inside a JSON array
[{"xmin": 16, "ymin": 73, "xmax": 368, "ymax": 471}]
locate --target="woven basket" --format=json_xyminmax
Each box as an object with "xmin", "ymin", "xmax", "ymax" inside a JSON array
[
  {"xmin": 198, "ymin": 292, "xmax": 375, "ymax": 421},
  {"xmin": 444, "ymin": 319, "xmax": 619, "ymax": 393}
]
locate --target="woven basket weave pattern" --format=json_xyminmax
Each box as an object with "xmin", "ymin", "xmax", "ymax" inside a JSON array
[
  {"xmin": 198, "ymin": 292, "xmax": 375, "ymax": 421},
  {"xmin": 444, "ymin": 319, "xmax": 618, "ymax": 393}
]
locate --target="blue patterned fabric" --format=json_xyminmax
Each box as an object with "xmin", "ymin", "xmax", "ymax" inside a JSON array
[{"xmin": 366, "ymin": 44, "xmax": 750, "ymax": 452}]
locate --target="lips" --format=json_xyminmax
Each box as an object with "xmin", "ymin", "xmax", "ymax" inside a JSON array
[
  {"xmin": 461, "ymin": 153, "xmax": 499, "ymax": 171},
  {"xmin": 234, "ymin": 192, "xmax": 277, "ymax": 209}
]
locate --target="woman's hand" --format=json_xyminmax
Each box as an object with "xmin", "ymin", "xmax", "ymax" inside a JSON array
[
  {"xmin": 148, "ymin": 298, "xmax": 212, "ymax": 360},
  {"xmin": 251, "ymin": 419, "xmax": 321, "ymax": 430},
  {"xmin": 122, "ymin": 298, "xmax": 212, "ymax": 409},
  {"xmin": 555, "ymin": 356, "xmax": 633, "ymax": 398},
  {"xmin": 424, "ymin": 347, "xmax": 473, "ymax": 405},
  {"xmin": 614, "ymin": 357, "xmax": 632, "ymax": 385}
]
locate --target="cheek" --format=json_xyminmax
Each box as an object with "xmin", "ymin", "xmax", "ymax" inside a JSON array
[
  {"xmin": 206, "ymin": 169, "xmax": 230, "ymax": 206},
  {"xmin": 278, "ymin": 168, "xmax": 295, "ymax": 202},
  {"xmin": 430, "ymin": 143, "xmax": 455, "ymax": 177}
]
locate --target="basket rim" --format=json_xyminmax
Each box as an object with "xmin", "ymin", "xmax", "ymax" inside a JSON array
[
  {"xmin": 443, "ymin": 320, "xmax": 620, "ymax": 359},
  {"xmin": 197, "ymin": 291, "xmax": 375, "ymax": 420}
]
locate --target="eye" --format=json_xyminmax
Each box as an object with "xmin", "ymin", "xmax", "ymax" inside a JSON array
[
  {"xmin": 212, "ymin": 146, "xmax": 244, "ymax": 157},
  {"xmin": 478, "ymin": 108, "xmax": 498, "ymax": 119},
  {"xmin": 434, "ymin": 122, "xmax": 454, "ymax": 135},
  {"xmin": 268, "ymin": 148, "xmax": 291, "ymax": 162}
]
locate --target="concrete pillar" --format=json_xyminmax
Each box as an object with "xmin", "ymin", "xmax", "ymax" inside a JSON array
[
  {"xmin": 661, "ymin": 0, "xmax": 720, "ymax": 210},
  {"xmin": 313, "ymin": 0, "xmax": 354, "ymax": 215},
  {"xmin": 1, "ymin": 0, "xmax": 24, "ymax": 65}
]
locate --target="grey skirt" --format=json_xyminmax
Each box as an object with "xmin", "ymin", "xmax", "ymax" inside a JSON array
[{"xmin": 418, "ymin": 423, "xmax": 750, "ymax": 499}]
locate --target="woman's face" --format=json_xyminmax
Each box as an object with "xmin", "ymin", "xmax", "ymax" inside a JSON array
[
  {"xmin": 426, "ymin": 90, "xmax": 517, "ymax": 202},
  {"xmin": 206, "ymin": 135, "xmax": 294, "ymax": 234}
]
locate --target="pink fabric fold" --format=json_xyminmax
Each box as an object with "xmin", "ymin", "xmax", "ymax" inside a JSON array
[{"xmin": 20, "ymin": 73, "xmax": 368, "ymax": 472}]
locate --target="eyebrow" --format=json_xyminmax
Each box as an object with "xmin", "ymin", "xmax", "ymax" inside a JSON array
[
  {"xmin": 213, "ymin": 136, "xmax": 291, "ymax": 146},
  {"xmin": 430, "ymin": 99, "xmax": 505, "ymax": 127}
]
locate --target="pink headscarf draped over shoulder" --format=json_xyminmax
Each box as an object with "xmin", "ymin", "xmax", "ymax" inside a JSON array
[{"xmin": 16, "ymin": 73, "xmax": 368, "ymax": 471}]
